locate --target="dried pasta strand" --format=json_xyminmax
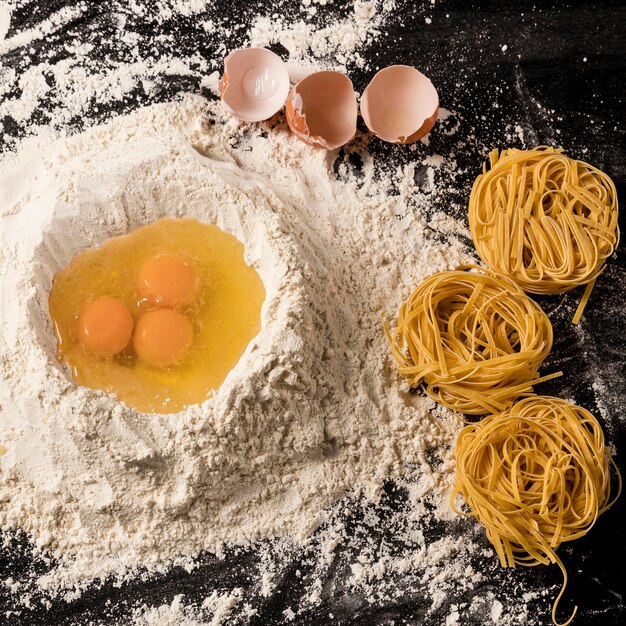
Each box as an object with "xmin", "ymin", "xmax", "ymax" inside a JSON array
[
  {"xmin": 385, "ymin": 266, "xmax": 554, "ymax": 415},
  {"xmin": 468, "ymin": 147, "xmax": 619, "ymax": 323},
  {"xmin": 571, "ymin": 279, "xmax": 594, "ymax": 325},
  {"xmin": 452, "ymin": 396, "xmax": 622, "ymax": 626}
]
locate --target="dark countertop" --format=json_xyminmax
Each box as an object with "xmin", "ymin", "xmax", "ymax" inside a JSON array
[{"xmin": 1, "ymin": 1, "xmax": 625, "ymax": 624}]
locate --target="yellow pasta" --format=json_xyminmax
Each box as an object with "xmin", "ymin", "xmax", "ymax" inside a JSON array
[
  {"xmin": 385, "ymin": 266, "xmax": 557, "ymax": 415},
  {"xmin": 468, "ymin": 147, "xmax": 619, "ymax": 322},
  {"xmin": 452, "ymin": 396, "xmax": 622, "ymax": 626}
]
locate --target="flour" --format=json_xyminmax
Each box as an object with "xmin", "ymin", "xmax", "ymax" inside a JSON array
[
  {"xmin": 131, "ymin": 590, "xmax": 244, "ymax": 626},
  {"xmin": 0, "ymin": 1, "xmax": 552, "ymax": 624},
  {"xmin": 0, "ymin": 5, "xmax": 11, "ymax": 42},
  {"xmin": 248, "ymin": 1, "xmax": 388, "ymax": 73},
  {"xmin": 0, "ymin": 92, "xmax": 475, "ymax": 598},
  {"xmin": 0, "ymin": 0, "xmax": 391, "ymax": 148},
  {"xmin": 0, "ymin": 5, "xmax": 84, "ymax": 54}
]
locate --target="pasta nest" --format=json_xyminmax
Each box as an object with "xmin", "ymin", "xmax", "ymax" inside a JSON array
[
  {"xmin": 452, "ymin": 396, "xmax": 621, "ymax": 625},
  {"xmin": 386, "ymin": 266, "xmax": 554, "ymax": 415},
  {"xmin": 469, "ymin": 147, "xmax": 619, "ymax": 297}
]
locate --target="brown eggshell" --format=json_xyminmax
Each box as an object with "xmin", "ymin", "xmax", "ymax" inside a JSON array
[
  {"xmin": 285, "ymin": 71, "xmax": 358, "ymax": 150},
  {"xmin": 361, "ymin": 65, "xmax": 439, "ymax": 144},
  {"xmin": 219, "ymin": 71, "xmax": 229, "ymax": 99},
  {"xmin": 285, "ymin": 89, "xmax": 308, "ymax": 138}
]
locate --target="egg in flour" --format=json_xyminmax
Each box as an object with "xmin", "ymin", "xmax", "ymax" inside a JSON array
[{"xmin": 49, "ymin": 217, "xmax": 265, "ymax": 413}]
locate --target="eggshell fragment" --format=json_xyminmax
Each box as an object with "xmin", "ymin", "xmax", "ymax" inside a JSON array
[
  {"xmin": 361, "ymin": 65, "xmax": 439, "ymax": 144},
  {"xmin": 285, "ymin": 71, "xmax": 358, "ymax": 150},
  {"xmin": 220, "ymin": 48, "xmax": 290, "ymax": 122}
]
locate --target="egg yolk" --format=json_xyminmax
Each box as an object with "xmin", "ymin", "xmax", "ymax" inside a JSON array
[
  {"xmin": 137, "ymin": 254, "xmax": 196, "ymax": 308},
  {"xmin": 77, "ymin": 296, "xmax": 134, "ymax": 356},
  {"xmin": 133, "ymin": 308, "xmax": 193, "ymax": 368}
]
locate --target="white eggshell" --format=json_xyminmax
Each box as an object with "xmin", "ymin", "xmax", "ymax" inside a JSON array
[
  {"xmin": 361, "ymin": 65, "xmax": 439, "ymax": 144},
  {"xmin": 220, "ymin": 48, "xmax": 290, "ymax": 123}
]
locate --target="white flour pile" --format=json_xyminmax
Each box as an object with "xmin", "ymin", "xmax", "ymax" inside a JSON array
[{"xmin": 0, "ymin": 93, "xmax": 473, "ymax": 591}]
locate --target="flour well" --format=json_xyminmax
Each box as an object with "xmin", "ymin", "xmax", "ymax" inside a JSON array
[{"xmin": 0, "ymin": 94, "xmax": 473, "ymax": 596}]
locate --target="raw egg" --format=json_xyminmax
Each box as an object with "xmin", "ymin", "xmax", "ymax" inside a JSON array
[
  {"xmin": 220, "ymin": 48, "xmax": 290, "ymax": 122},
  {"xmin": 137, "ymin": 254, "xmax": 196, "ymax": 308},
  {"xmin": 133, "ymin": 309, "xmax": 193, "ymax": 368},
  {"xmin": 285, "ymin": 71, "xmax": 358, "ymax": 149},
  {"xmin": 48, "ymin": 218, "xmax": 265, "ymax": 414},
  {"xmin": 360, "ymin": 65, "xmax": 439, "ymax": 144},
  {"xmin": 77, "ymin": 296, "xmax": 133, "ymax": 356}
]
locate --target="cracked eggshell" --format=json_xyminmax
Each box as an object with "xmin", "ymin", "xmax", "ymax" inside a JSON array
[
  {"xmin": 220, "ymin": 48, "xmax": 290, "ymax": 123},
  {"xmin": 361, "ymin": 65, "xmax": 439, "ymax": 144},
  {"xmin": 285, "ymin": 71, "xmax": 358, "ymax": 150}
]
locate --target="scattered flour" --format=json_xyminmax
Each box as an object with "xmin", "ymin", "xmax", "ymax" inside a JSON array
[
  {"xmin": 131, "ymin": 590, "xmax": 243, "ymax": 626},
  {"xmin": 0, "ymin": 0, "xmax": 394, "ymax": 143},
  {"xmin": 491, "ymin": 599, "xmax": 505, "ymax": 622}
]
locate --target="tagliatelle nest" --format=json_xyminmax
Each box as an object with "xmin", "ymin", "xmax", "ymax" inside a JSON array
[
  {"xmin": 451, "ymin": 396, "xmax": 622, "ymax": 626},
  {"xmin": 468, "ymin": 147, "xmax": 619, "ymax": 322},
  {"xmin": 385, "ymin": 265, "xmax": 557, "ymax": 415}
]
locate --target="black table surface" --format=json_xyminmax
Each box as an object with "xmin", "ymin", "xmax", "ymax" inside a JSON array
[{"xmin": 1, "ymin": 1, "xmax": 625, "ymax": 624}]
